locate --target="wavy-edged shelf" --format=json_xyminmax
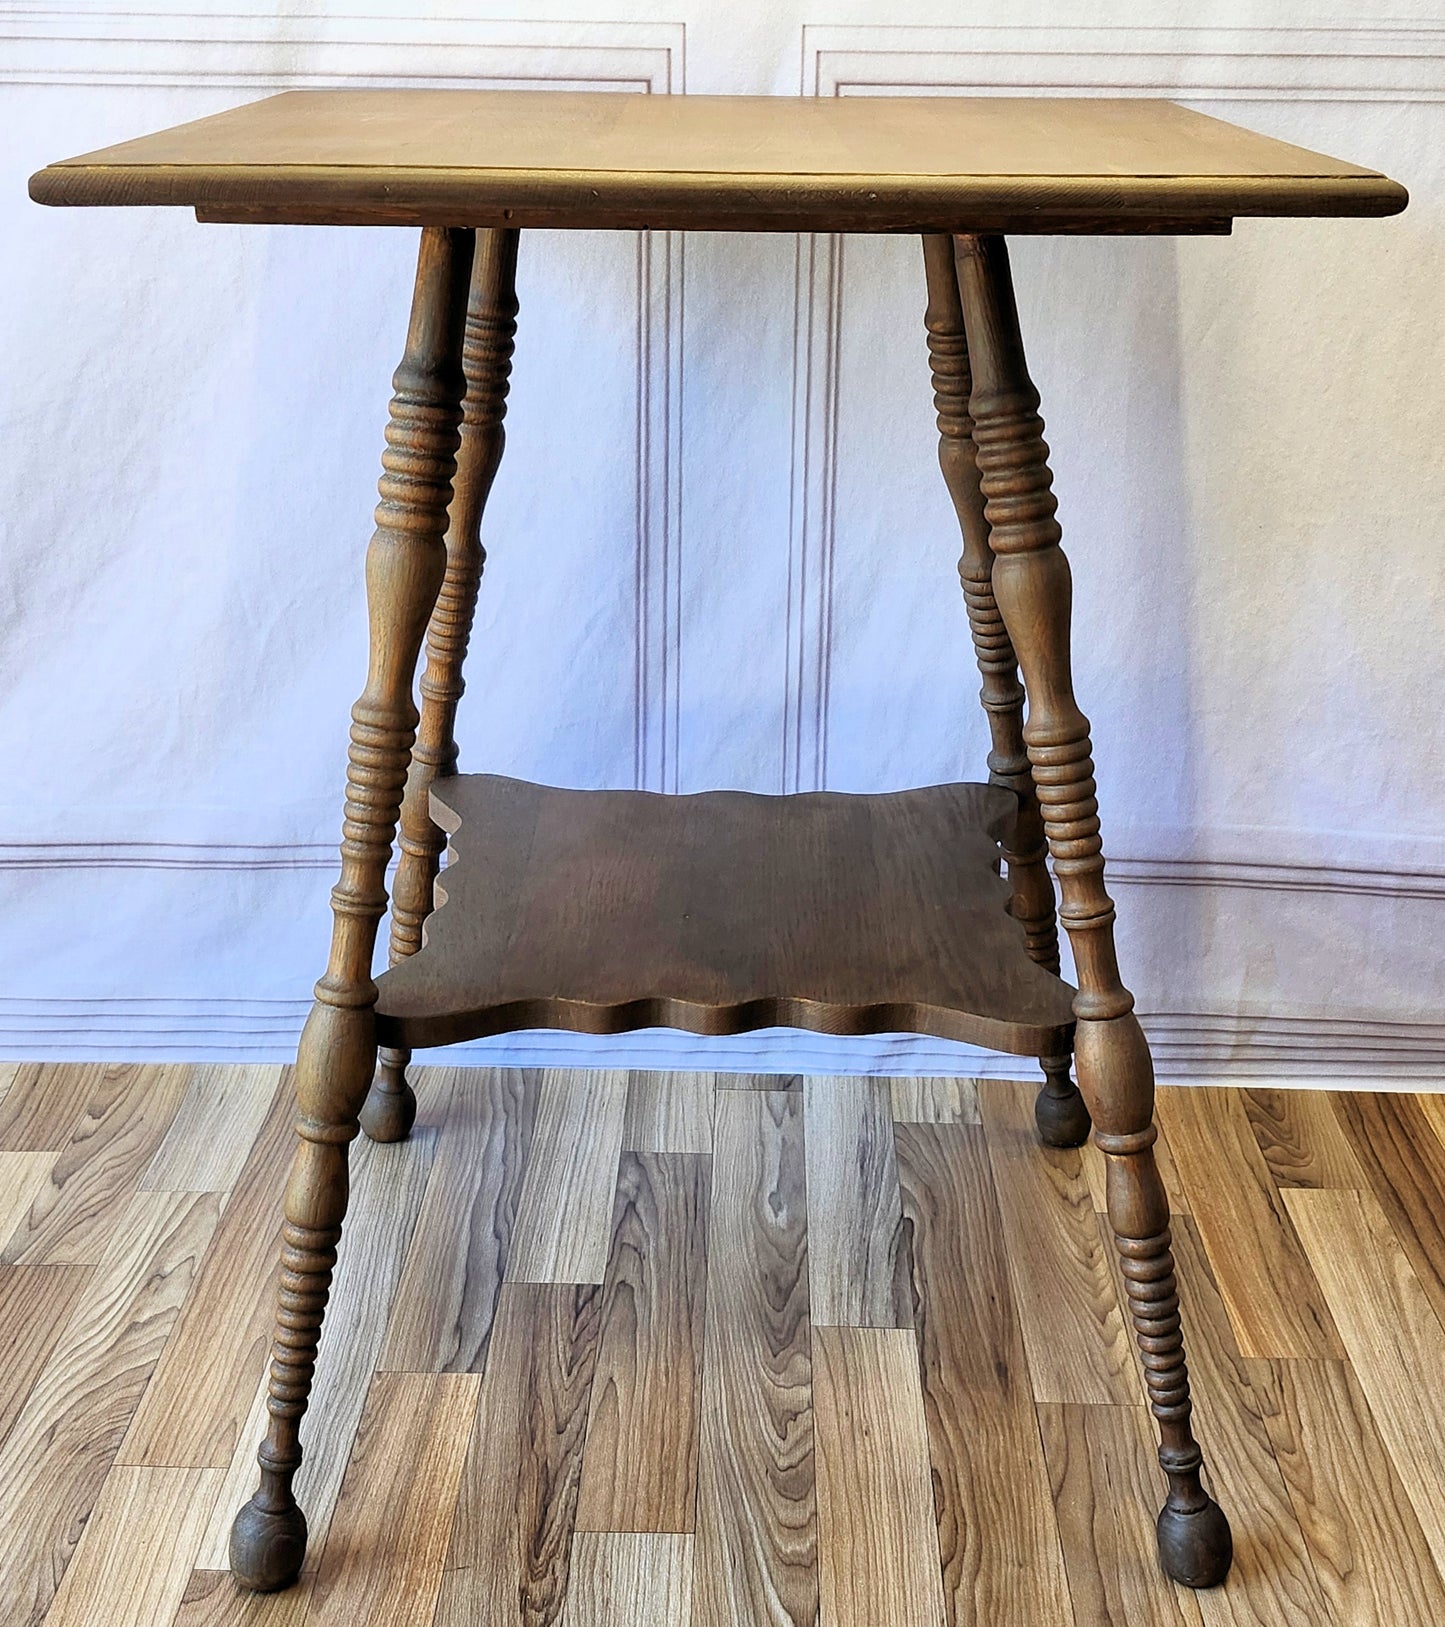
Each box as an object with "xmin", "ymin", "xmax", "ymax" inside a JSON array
[{"xmin": 373, "ymin": 773, "xmax": 1077, "ymax": 1057}]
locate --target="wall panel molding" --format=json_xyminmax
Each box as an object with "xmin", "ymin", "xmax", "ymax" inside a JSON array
[
  {"xmin": 634, "ymin": 227, "xmax": 686, "ymax": 792},
  {"xmin": 782, "ymin": 230, "xmax": 841, "ymax": 793},
  {"xmin": 783, "ymin": 22, "xmax": 1442, "ymax": 798},
  {"xmin": 0, "ymin": 9, "xmax": 685, "ymax": 90},
  {"xmin": 803, "ymin": 22, "xmax": 1445, "ymax": 102},
  {"xmin": 3, "ymin": 996, "xmax": 1443, "ymax": 1083},
  {"xmin": 765, "ymin": 21, "xmax": 1444, "ymax": 1087},
  {"xmin": 7, "ymin": 13, "xmax": 1437, "ymax": 1079},
  {"xmin": 3, "ymin": 11, "xmax": 686, "ymax": 797},
  {"xmin": 4, "ymin": 840, "xmax": 1440, "ymax": 899}
]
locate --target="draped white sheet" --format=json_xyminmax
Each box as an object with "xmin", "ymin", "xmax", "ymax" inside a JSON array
[{"xmin": 2, "ymin": 3, "xmax": 1441, "ymax": 1082}]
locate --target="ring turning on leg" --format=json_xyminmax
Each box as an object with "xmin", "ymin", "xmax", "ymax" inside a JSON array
[
  {"xmin": 921, "ymin": 232, "xmax": 1089, "ymax": 1151},
  {"xmin": 229, "ymin": 225, "xmax": 476, "ymax": 1591},
  {"xmin": 361, "ymin": 226, "xmax": 521, "ymax": 1144},
  {"xmin": 953, "ymin": 230, "xmax": 1230, "ymax": 1589}
]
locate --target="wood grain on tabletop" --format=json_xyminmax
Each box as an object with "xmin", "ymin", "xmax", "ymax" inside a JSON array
[{"xmin": 29, "ymin": 91, "xmax": 1408, "ymax": 232}]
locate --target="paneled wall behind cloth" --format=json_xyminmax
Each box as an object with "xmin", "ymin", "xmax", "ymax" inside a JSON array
[{"xmin": 2, "ymin": 1, "xmax": 1441, "ymax": 1082}]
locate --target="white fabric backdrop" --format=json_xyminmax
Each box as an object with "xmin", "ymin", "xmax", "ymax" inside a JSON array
[{"xmin": 2, "ymin": 1, "xmax": 1442, "ymax": 1082}]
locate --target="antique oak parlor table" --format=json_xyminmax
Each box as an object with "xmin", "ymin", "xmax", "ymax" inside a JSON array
[{"xmin": 32, "ymin": 92, "xmax": 1406, "ymax": 1596}]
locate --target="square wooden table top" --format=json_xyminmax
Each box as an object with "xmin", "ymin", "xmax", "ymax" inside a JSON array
[{"xmin": 30, "ymin": 88, "xmax": 1406, "ymax": 234}]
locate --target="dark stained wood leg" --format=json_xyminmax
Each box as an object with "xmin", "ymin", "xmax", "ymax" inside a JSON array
[
  {"xmin": 921, "ymin": 232, "xmax": 1088, "ymax": 1150},
  {"xmin": 1035, "ymin": 1050, "xmax": 1091, "ymax": 1148},
  {"xmin": 953, "ymin": 231, "xmax": 1232, "ymax": 1590},
  {"xmin": 363, "ymin": 227, "xmax": 521, "ymax": 1143},
  {"xmin": 228, "ymin": 225, "xmax": 476, "ymax": 1591}
]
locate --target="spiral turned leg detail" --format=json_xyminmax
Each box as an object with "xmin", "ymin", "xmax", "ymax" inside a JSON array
[
  {"xmin": 230, "ymin": 226, "xmax": 475, "ymax": 1590},
  {"xmin": 362, "ymin": 227, "xmax": 520, "ymax": 1143},
  {"xmin": 955, "ymin": 230, "xmax": 1229, "ymax": 1588},
  {"xmin": 921, "ymin": 232, "xmax": 1087, "ymax": 1148},
  {"xmin": 230, "ymin": 1189, "xmax": 342, "ymax": 1590},
  {"xmin": 231, "ymin": 1015, "xmax": 365, "ymax": 1593},
  {"xmin": 1104, "ymin": 1132, "xmax": 1231, "ymax": 1587},
  {"xmin": 1117, "ymin": 1228, "xmax": 1233, "ymax": 1585}
]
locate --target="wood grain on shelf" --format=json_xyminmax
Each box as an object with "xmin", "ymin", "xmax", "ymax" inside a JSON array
[
  {"xmin": 562, "ymin": 1533, "xmax": 695, "ymax": 1627},
  {"xmin": 692, "ymin": 1089, "xmax": 816, "ymax": 1627},
  {"xmin": 372, "ymin": 776, "xmax": 1077, "ymax": 1058},
  {"xmin": 43, "ymin": 1465, "xmax": 224, "ymax": 1627},
  {"xmin": 505, "ymin": 1069, "xmax": 630, "ymax": 1286},
  {"xmin": 378, "ymin": 1067, "xmax": 538, "ymax": 1373},
  {"xmin": 622, "ymin": 1071, "xmax": 714, "ymax": 1155},
  {"xmin": 894, "ymin": 1123, "xmax": 1072, "ymax": 1627},
  {"xmin": 306, "ymin": 1372, "xmax": 480, "ymax": 1627},
  {"xmin": 119, "ymin": 1072, "xmax": 296, "ymax": 1468},
  {"xmin": 1257, "ymin": 1357, "xmax": 1445, "ymax": 1626},
  {"xmin": 1286, "ymin": 1186, "xmax": 1445, "ymax": 1578},
  {"xmin": 0, "ymin": 1190, "xmax": 220, "ymax": 1627},
  {"xmin": 139, "ymin": 1066, "xmax": 282, "ymax": 1195},
  {"xmin": 576, "ymin": 1153, "xmax": 710, "ymax": 1535},
  {"xmin": 1159, "ymin": 1086, "xmax": 1343, "ymax": 1359},
  {"xmin": 813, "ymin": 1326, "xmax": 948, "ymax": 1627},
  {"xmin": 804, "ymin": 1076, "xmax": 911, "ymax": 1329},
  {"xmin": 441, "ymin": 1282, "xmax": 602, "ymax": 1627},
  {"xmin": 980, "ymin": 1080, "xmax": 1135, "ymax": 1404}
]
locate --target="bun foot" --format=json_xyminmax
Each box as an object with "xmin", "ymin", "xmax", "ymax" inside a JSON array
[
  {"xmin": 1034, "ymin": 1077, "xmax": 1091, "ymax": 1149},
  {"xmin": 1157, "ymin": 1496, "xmax": 1233, "ymax": 1589},
  {"xmin": 230, "ymin": 1497, "xmax": 307, "ymax": 1593},
  {"xmin": 360, "ymin": 1050, "xmax": 416, "ymax": 1143}
]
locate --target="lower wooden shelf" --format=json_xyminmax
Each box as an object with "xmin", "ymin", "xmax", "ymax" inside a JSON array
[{"xmin": 372, "ymin": 774, "xmax": 1077, "ymax": 1057}]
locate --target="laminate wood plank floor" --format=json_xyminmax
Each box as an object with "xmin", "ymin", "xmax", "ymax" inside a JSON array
[
  {"xmin": 980, "ymin": 1080, "xmax": 1135, "ymax": 1405},
  {"xmin": 7, "ymin": 1064, "xmax": 1445, "ymax": 1626},
  {"xmin": 895, "ymin": 1120, "xmax": 1073, "ymax": 1627},
  {"xmin": 562, "ymin": 1531, "xmax": 695, "ymax": 1627},
  {"xmin": 1159, "ymin": 1086, "xmax": 1345, "ymax": 1360},
  {"xmin": 574, "ymin": 1152, "xmax": 710, "ymax": 1534},
  {"xmin": 3, "ymin": 1063, "xmax": 190, "ymax": 1267}
]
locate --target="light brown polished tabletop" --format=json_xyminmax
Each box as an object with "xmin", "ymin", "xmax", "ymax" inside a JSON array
[{"xmin": 29, "ymin": 88, "xmax": 1408, "ymax": 232}]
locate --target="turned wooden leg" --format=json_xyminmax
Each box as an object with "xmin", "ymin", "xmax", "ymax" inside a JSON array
[
  {"xmin": 922, "ymin": 232, "xmax": 1088, "ymax": 1149},
  {"xmin": 362, "ymin": 227, "xmax": 521, "ymax": 1143},
  {"xmin": 954, "ymin": 232, "xmax": 1232, "ymax": 1589},
  {"xmin": 229, "ymin": 226, "xmax": 475, "ymax": 1592}
]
